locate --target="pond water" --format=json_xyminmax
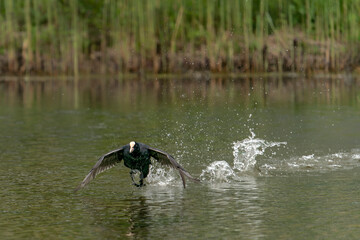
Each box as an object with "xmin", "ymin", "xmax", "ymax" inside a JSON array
[{"xmin": 0, "ymin": 75, "xmax": 360, "ymax": 239}]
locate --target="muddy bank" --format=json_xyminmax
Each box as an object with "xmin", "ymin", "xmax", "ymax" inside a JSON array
[{"xmin": 1, "ymin": 33, "xmax": 359, "ymax": 75}]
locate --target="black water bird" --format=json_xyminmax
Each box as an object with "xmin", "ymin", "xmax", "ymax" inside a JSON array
[{"xmin": 75, "ymin": 141, "xmax": 199, "ymax": 191}]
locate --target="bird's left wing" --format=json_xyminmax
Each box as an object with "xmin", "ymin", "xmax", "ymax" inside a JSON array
[
  {"xmin": 148, "ymin": 147, "xmax": 200, "ymax": 188},
  {"xmin": 75, "ymin": 147, "xmax": 124, "ymax": 191}
]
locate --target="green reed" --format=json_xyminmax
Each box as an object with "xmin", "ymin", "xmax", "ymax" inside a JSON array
[{"xmin": 0, "ymin": 0, "xmax": 359, "ymax": 75}]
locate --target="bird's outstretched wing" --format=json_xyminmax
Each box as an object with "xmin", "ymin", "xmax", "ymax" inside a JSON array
[
  {"xmin": 148, "ymin": 147, "xmax": 200, "ymax": 188},
  {"xmin": 75, "ymin": 147, "xmax": 124, "ymax": 192}
]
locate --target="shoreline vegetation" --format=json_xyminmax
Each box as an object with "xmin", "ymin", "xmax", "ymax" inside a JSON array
[{"xmin": 1, "ymin": 0, "xmax": 360, "ymax": 76}]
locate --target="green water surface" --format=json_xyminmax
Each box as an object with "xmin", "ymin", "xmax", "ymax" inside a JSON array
[{"xmin": 0, "ymin": 76, "xmax": 359, "ymax": 239}]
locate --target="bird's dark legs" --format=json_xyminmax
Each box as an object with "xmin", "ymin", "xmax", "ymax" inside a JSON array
[
  {"xmin": 139, "ymin": 178, "xmax": 144, "ymax": 187},
  {"xmin": 138, "ymin": 172, "xmax": 146, "ymax": 187},
  {"xmin": 130, "ymin": 170, "xmax": 145, "ymax": 187},
  {"xmin": 130, "ymin": 170, "xmax": 137, "ymax": 185}
]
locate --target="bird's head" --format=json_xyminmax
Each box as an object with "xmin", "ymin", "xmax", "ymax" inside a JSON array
[{"xmin": 129, "ymin": 141, "xmax": 137, "ymax": 153}]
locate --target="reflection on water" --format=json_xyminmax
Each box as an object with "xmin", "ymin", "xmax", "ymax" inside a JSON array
[
  {"xmin": 203, "ymin": 177, "xmax": 265, "ymax": 240},
  {"xmin": 1, "ymin": 75, "xmax": 360, "ymax": 110},
  {"xmin": 1, "ymin": 75, "xmax": 360, "ymax": 239}
]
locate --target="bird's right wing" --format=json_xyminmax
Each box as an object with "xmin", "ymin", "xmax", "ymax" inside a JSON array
[
  {"xmin": 75, "ymin": 147, "xmax": 124, "ymax": 191},
  {"xmin": 148, "ymin": 147, "xmax": 200, "ymax": 188}
]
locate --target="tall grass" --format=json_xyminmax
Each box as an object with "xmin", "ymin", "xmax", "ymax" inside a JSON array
[{"xmin": 0, "ymin": 0, "xmax": 359, "ymax": 75}]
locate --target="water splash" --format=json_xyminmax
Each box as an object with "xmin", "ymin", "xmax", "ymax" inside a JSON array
[
  {"xmin": 257, "ymin": 147, "xmax": 360, "ymax": 175},
  {"xmin": 200, "ymin": 129, "xmax": 287, "ymax": 182},
  {"xmin": 146, "ymin": 163, "xmax": 176, "ymax": 186},
  {"xmin": 147, "ymin": 129, "xmax": 360, "ymax": 186},
  {"xmin": 233, "ymin": 130, "xmax": 287, "ymax": 171},
  {"xmin": 270, "ymin": 151, "xmax": 360, "ymax": 173},
  {"xmin": 200, "ymin": 161, "xmax": 239, "ymax": 182}
]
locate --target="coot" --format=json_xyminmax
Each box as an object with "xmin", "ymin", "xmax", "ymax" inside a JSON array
[{"xmin": 75, "ymin": 141, "xmax": 199, "ymax": 191}]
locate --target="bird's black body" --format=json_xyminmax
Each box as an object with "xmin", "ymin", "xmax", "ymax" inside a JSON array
[
  {"xmin": 75, "ymin": 141, "xmax": 199, "ymax": 191},
  {"xmin": 123, "ymin": 142, "xmax": 152, "ymax": 186},
  {"xmin": 123, "ymin": 143, "xmax": 151, "ymax": 174}
]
